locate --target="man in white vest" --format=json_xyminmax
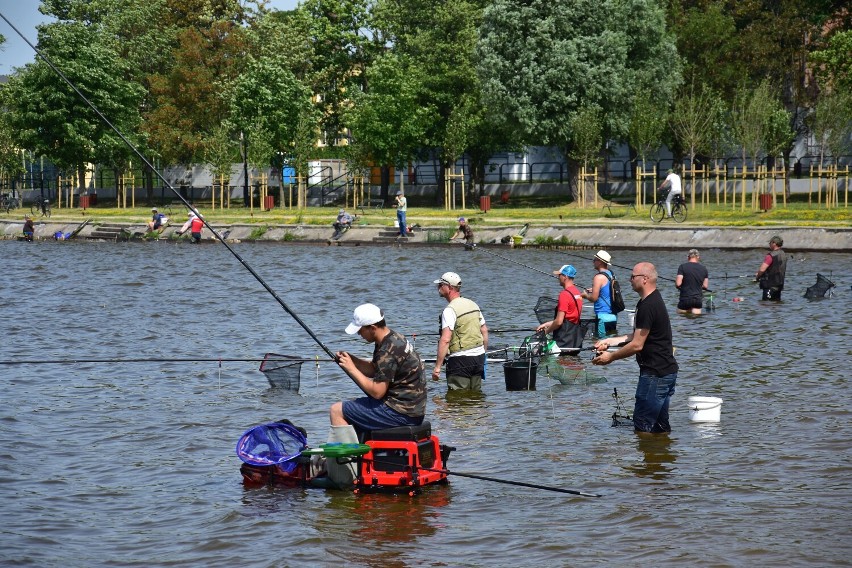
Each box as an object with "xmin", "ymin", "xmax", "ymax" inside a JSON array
[{"xmin": 431, "ymin": 272, "xmax": 489, "ymax": 391}]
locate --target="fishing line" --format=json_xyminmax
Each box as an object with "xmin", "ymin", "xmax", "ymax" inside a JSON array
[
  {"xmin": 1, "ymin": 13, "xmax": 340, "ymax": 363},
  {"xmin": 459, "ymin": 242, "xmax": 557, "ymax": 278}
]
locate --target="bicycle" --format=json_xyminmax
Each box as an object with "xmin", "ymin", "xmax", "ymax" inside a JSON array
[
  {"xmin": 1, "ymin": 193, "xmax": 21, "ymax": 213},
  {"xmin": 30, "ymin": 198, "xmax": 52, "ymax": 218},
  {"xmin": 650, "ymin": 192, "xmax": 687, "ymax": 223}
]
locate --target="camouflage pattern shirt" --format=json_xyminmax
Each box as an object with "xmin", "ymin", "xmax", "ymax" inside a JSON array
[{"xmin": 372, "ymin": 329, "xmax": 426, "ymax": 418}]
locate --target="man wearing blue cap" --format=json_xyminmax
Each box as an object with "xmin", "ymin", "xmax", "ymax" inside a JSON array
[{"xmin": 537, "ymin": 264, "xmax": 584, "ymax": 349}]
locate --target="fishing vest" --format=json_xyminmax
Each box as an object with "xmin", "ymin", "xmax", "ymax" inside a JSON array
[
  {"xmin": 765, "ymin": 249, "xmax": 786, "ymax": 289},
  {"xmin": 190, "ymin": 217, "xmax": 204, "ymax": 232},
  {"xmin": 441, "ymin": 297, "xmax": 483, "ymax": 354}
]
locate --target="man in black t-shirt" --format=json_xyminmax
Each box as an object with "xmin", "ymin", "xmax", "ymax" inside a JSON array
[
  {"xmin": 592, "ymin": 262, "xmax": 678, "ymax": 433},
  {"xmin": 676, "ymin": 249, "xmax": 709, "ymax": 314}
]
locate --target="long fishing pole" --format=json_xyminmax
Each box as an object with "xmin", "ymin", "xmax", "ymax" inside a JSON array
[
  {"xmin": 0, "ymin": 13, "xmax": 339, "ymax": 363},
  {"xmin": 460, "ymin": 243, "xmax": 557, "ymax": 278},
  {"xmin": 0, "ymin": 357, "xmax": 319, "ymax": 365},
  {"xmin": 365, "ymin": 457, "xmax": 600, "ymax": 497}
]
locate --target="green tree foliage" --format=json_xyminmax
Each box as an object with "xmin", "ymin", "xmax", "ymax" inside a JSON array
[
  {"xmin": 478, "ymin": 0, "xmax": 681, "ymax": 198},
  {"xmin": 569, "ymin": 105, "xmax": 604, "ymax": 170},
  {"xmin": 301, "ymin": 0, "xmax": 378, "ymax": 147},
  {"xmin": 629, "ymin": 89, "xmax": 668, "ymax": 165},
  {"xmin": 670, "ymin": 81, "xmax": 726, "ymax": 164},
  {"xmin": 810, "ymin": 30, "xmax": 852, "ymax": 92},
  {"xmin": 346, "ymin": 53, "xmax": 436, "ymax": 174},
  {"xmin": 808, "ymin": 91, "xmax": 852, "ymax": 164},
  {"xmin": 730, "ymin": 79, "xmax": 778, "ymax": 165},
  {"xmin": 5, "ymin": 21, "xmax": 143, "ymax": 188}
]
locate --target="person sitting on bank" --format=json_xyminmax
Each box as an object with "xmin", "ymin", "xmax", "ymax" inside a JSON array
[
  {"xmin": 675, "ymin": 249, "xmax": 709, "ymax": 315},
  {"xmin": 536, "ymin": 264, "xmax": 584, "ymax": 349},
  {"xmin": 147, "ymin": 207, "xmax": 167, "ymax": 234},
  {"xmin": 176, "ymin": 210, "xmax": 204, "ymax": 243},
  {"xmin": 330, "ymin": 303, "xmax": 426, "ymax": 437},
  {"xmin": 22, "ymin": 215, "xmax": 35, "ymax": 241},
  {"xmin": 755, "ymin": 235, "xmax": 786, "ymax": 301},
  {"xmin": 333, "ymin": 209, "xmax": 354, "ymax": 233},
  {"xmin": 450, "ymin": 217, "xmax": 474, "ymax": 245}
]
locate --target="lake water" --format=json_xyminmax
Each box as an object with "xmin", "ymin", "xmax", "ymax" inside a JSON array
[{"xmin": 1, "ymin": 240, "xmax": 850, "ymax": 567}]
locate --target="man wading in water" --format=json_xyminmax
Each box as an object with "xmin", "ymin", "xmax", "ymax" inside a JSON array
[{"xmin": 592, "ymin": 262, "xmax": 678, "ymax": 433}]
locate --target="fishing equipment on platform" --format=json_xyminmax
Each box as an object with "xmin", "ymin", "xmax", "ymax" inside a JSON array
[
  {"xmin": 259, "ymin": 353, "xmax": 304, "ymax": 390},
  {"xmin": 804, "ymin": 273, "xmax": 835, "ymax": 299},
  {"xmin": 235, "ymin": 422, "xmax": 308, "ymax": 471}
]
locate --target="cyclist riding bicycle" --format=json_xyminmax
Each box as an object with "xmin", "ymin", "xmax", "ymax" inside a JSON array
[{"xmin": 658, "ymin": 168, "xmax": 682, "ymax": 218}]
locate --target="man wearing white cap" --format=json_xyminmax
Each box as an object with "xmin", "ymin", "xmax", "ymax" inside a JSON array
[
  {"xmin": 432, "ymin": 272, "xmax": 488, "ymax": 390},
  {"xmin": 330, "ymin": 303, "xmax": 426, "ymax": 435},
  {"xmin": 146, "ymin": 207, "xmax": 167, "ymax": 234},
  {"xmin": 537, "ymin": 264, "xmax": 584, "ymax": 349},
  {"xmin": 581, "ymin": 250, "xmax": 618, "ymax": 338},
  {"xmin": 176, "ymin": 210, "xmax": 204, "ymax": 243}
]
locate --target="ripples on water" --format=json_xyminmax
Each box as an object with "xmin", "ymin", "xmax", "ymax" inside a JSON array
[{"xmin": 1, "ymin": 240, "xmax": 850, "ymax": 566}]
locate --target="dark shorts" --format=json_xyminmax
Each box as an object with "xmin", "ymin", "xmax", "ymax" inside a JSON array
[
  {"xmin": 342, "ymin": 396, "xmax": 423, "ymax": 433},
  {"xmin": 761, "ymin": 287, "xmax": 782, "ymax": 301},
  {"xmin": 446, "ymin": 354, "xmax": 486, "ymax": 391},
  {"xmin": 678, "ymin": 295, "xmax": 703, "ymax": 310}
]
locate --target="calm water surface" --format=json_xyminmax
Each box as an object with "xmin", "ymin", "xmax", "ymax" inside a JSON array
[{"xmin": 1, "ymin": 240, "xmax": 850, "ymax": 567}]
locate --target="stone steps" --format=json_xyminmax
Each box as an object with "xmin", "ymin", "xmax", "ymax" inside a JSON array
[{"xmin": 87, "ymin": 223, "xmax": 128, "ymax": 241}]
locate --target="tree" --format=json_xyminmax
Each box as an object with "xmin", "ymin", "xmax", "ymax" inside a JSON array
[
  {"xmin": 346, "ymin": 53, "xmax": 436, "ymax": 200},
  {"xmin": 478, "ymin": 0, "xmax": 681, "ymax": 201},
  {"xmin": 6, "ymin": 21, "xmax": 143, "ymax": 192},
  {"xmin": 670, "ymin": 81, "xmax": 725, "ymax": 167},
  {"xmin": 628, "ymin": 89, "xmax": 668, "ymax": 166},
  {"xmin": 808, "ymin": 91, "xmax": 852, "ymax": 165},
  {"xmin": 730, "ymin": 80, "xmax": 777, "ymax": 167},
  {"xmin": 810, "ymin": 29, "xmax": 852, "ymax": 93}
]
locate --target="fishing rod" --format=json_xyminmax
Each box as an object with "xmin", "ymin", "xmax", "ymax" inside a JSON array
[
  {"xmin": 364, "ymin": 457, "xmax": 601, "ymax": 497},
  {"xmin": 0, "ymin": 14, "xmax": 341, "ymax": 364},
  {"xmin": 407, "ymin": 327, "xmax": 533, "ymax": 337},
  {"xmin": 460, "ymin": 242, "xmax": 558, "ymax": 278},
  {"xmin": 0, "ymin": 357, "xmax": 319, "ymax": 366}
]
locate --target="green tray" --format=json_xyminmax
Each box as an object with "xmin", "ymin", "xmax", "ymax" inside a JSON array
[{"xmin": 301, "ymin": 443, "xmax": 372, "ymax": 458}]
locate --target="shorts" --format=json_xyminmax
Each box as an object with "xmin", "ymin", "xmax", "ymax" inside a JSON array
[
  {"xmin": 761, "ymin": 287, "xmax": 782, "ymax": 301},
  {"xmin": 677, "ymin": 295, "xmax": 703, "ymax": 310},
  {"xmin": 595, "ymin": 313, "xmax": 618, "ymax": 338},
  {"xmin": 446, "ymin": 354, "xmax": 485, "ymax": 391},
  {"xmin": 342, "ymin": 396, "xmax": 423, "ymax": 433}
]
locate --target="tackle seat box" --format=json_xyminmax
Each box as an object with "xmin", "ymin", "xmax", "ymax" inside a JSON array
[{"xmin": 367, "ymin": 422, "xmax": 431, "ymax": 442}]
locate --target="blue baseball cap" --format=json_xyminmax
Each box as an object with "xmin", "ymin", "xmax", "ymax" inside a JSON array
[{"xmin": 553, "ymin": 264, "xmax": 577, "ymax": 278}]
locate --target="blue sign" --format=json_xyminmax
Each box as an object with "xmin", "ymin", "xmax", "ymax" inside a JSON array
[{"xmin": 282, "ymin": 167, "xmax": 296, "ymax": 184}]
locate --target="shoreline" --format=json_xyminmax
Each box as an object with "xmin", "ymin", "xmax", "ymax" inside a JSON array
[{"xmin": 2, "ymin": 219, "xmax": 850, "ymax": 251}]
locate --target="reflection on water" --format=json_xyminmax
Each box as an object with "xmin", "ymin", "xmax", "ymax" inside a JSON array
[
  {"xmin": 627, "ymin": 434, "xmax": 677, "ymax": 480},
  {"xmin": 1, "ymin": 242, "xmax": 850, "ymax": 566}
]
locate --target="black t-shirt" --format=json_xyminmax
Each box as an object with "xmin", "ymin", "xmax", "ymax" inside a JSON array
[
  {"xmin": 677, "ymin": 261, "xmax": 708, "ymax": 299},
  {"xmin": 634, "ymin": 289, "xmax": 678, "ymax": 376}
]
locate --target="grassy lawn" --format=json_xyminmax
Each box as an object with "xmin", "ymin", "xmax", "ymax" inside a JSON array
[{"xmin": 6, "ymin": 193, "xmax": 849, "ymax": 228}]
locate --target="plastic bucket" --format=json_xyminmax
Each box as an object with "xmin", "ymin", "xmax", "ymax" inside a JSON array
[
  {"xmin": 512, "ymin": 235, "xmax": 523, "ymax": 245},
  {"xmin": 688, "ymin": 396, "xmax": 723, "ymax": 422},
  {"xmin": 504, "ymin": 361, "xmax": 537, "ymax": 391}
]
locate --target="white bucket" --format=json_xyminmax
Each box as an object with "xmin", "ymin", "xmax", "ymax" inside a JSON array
[
  {"xmin": 688, "ymin": 396, "xmax": 723, "ymax": 422},
  {"xmin": 627, "ymin": 310, "xmax": 636, "ymax": 328}
]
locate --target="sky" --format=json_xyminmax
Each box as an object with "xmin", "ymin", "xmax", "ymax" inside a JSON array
[{"xmin": 0, "ymin": 0, "xmax": 300, "ymax": 76}]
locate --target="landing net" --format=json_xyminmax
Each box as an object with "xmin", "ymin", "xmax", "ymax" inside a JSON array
[
  {"xmin": 259, "ymin": 353, "xmax": 303, "ymax": 390},
  {"xmin": 235, "ymin": 422, "xmax": 308, "ymax": 471},
  {"xmin": 533, "ymin": 296, "xmax": 595, "ymax": 338},
  {"xmin": 804, "ymin": 273, "xmax": 835, "ymax": 299},
  {"xmin": 539, "ymin": 354, "xmax": 607, "ymax": 385}
]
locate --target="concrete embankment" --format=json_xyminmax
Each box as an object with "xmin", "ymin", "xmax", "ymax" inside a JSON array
[{"xmin": 1, "ymin": 219, "xmax": 850, "ymax": 251}]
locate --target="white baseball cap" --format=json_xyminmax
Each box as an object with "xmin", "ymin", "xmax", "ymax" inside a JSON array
[
  {"xmin": 345, "ymin": 303, "xmax": 384, "ymax": 334},
  {"xmin": 433, "ymin": 272, "xmax": 462, "ymax": 287}
]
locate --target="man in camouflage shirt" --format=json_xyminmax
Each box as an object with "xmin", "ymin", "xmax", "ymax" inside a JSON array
[{"xmin": 330, "ymin": 303, "xmax": 426, "ymax": 435}]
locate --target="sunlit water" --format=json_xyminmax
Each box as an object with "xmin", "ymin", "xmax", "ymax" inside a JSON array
[{"xmin": 1, "ymin": 240, "xmax": 850, "ymax": 567}]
